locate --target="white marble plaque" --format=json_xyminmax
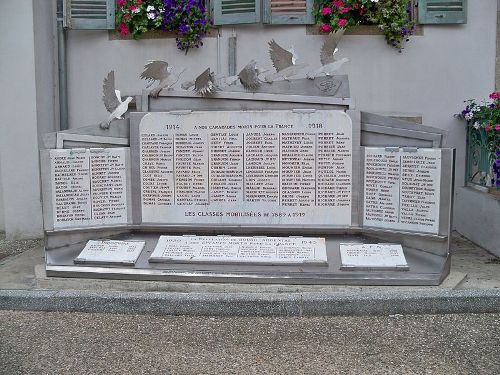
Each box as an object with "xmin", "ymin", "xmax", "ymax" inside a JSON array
[
  {"xmin": 339, "ymin": 243, "xmax": 408, "ymax": 271},
  {"xmin": 139, "ymin": 110, "xmax": 354, "ymax": 227},
  {"xmin": 50, "ymin": 148, "xmax": 130, "ymax": 229},
  {"xmin": 363, "ymin": 148, "xmax": 441, "ymax": 234},
  {"xmin": 74, "ymin": 240, "xmax": 145, "ymax": 265},
  {"xmin": 149, "ymin": 235, "xmax": 328, "ymax": 265}
]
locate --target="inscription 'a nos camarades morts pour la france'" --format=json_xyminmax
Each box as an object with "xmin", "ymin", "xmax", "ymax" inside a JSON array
[{"xmin": 138, "ymin": 111, "xmax": 354, "ymax": 227}]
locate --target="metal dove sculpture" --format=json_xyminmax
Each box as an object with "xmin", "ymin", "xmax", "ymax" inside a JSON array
[
  {"xmin": 100, "ymin": 71, "xmax": 133, "ymax": 130},
  {"xmin": 194, "ymin": 68, "xmax": 218, "ymax": 96},
  {"xmin": 237, "ymin": 60, "xmax": 265, "ymax": 90},
  {"xmin": 264, "ymin": 40, "xmax": 308, "ymax": 83},
  {"xmin": 307, "ymin": 31, "xmax": 349, "ymax": 80},
  {"xmin": 140, "ymin": 60, "xmax": 185, "ymax": 97}
]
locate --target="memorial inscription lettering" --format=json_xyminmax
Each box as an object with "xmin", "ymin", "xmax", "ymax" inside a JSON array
[
  {"xmin": 50, "ymin": 148, "xmax": 129, "ymax": 228},
  {"xmin": 339, "ymin": 243, "xmax": 408, "ymax": 270},
  {"xmin": 74, "ymin": 240, "xmax": 145, "ymax": 265},
  {"xmin": 363, "ymin": 148, "xmax": 441, "ymax": 234},
  {"xmin": 138, "ymin": 111, "xmax": 354, "ymax": 226},
  {"xmin": 149, "ymin": 235, "xmax": 327, "ymax": 265}
]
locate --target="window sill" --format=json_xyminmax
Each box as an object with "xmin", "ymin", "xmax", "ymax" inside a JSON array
[
  {"xmin": 108, "ymin": 28, "xmax": 219, "ymax": 40},
  {"xmin": 306, "ymin": 24, "xmax": 424, "ymax": 36}
]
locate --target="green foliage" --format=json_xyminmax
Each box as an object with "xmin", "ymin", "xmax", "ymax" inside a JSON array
[{"xmin": 313, "ymin": 0, "xmax": 415, "ymax": 51}]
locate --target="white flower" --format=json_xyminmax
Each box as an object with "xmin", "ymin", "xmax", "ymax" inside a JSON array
[
  {"xmin": 473, "ymin": 122, "xmax": 480, "ymax": 129},
  {"xmin": 131, "ymin": 7, "xmax": 140, "ymax": 13},
  {"xmin": 472, "ymin": 106, "xmax": 480, "ymax": 112},
  {"xmin": 146, "ymin": 5, "xmax": 155, "ymax": 12},
  {"xmin": 464, "ymin": 112, "xmax": 473, "ymax": 120},
  {"xmin": 147, "ymin": 12, "xmax": 156, "ymax": 20},
  {"xmin": 371, "ymin": 0, "xmax": 379, "ymax": 2}
]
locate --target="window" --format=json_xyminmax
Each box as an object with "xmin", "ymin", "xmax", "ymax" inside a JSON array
[{"xmin": 211, "ymin": 0, "xmax": 315, "ymax": 25}]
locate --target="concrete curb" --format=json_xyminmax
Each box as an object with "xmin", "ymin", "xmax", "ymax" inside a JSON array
[{"xmin": 1, "ymin": 289, "xmax": 500, "ymax": 316}]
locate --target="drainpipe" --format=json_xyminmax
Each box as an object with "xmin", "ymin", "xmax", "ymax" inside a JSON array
[{"xmin": 56, "ymin": 0, "xmax": 68, "ymax": 130}]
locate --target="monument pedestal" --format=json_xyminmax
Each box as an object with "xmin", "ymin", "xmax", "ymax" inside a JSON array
[
  {"xmin": 40, "ymin": 90, "xmax": 452, "ymax": 286},
  {"xmin": 44, "ymin": 231, "xmax": 449, "ymax": 285}
]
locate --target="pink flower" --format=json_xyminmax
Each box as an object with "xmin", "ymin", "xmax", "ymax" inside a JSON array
[
  {"xmin": 339, "ymin": 6, "xmax": 349, "ymax": 13},
  {"xmin": 321, "ymin": 7, "xmax": 332, "ymax": 15},
  {"xmin": 333, "ymin": 0, "xmax": 343, "ymax": 8},
  {"xmin": 136, "ymin": 0, "xmax": 142, "ymax": 4},
  {"xmin": 128, "ymin": 5, "xmax": 137, "ymax": 11},
  {"xmin": 118, "ymin": 22, "xmax": 128, "ymax": 36},
  {"xmin": 320, "ymin": 24, "xmax": 331, "ymax": 33},
  {"xmin": 489, "ymin": 92, "xmax": 500, "ymax": 99},
  {"xmin": 495, "ymin": 124, "xmax": 500, "ymax": 131},
  {"xmin": 485, "ymin": 124, "xmax": 491, "ymax": 132},
  {"xmin": 337, "ymin": 18, "xmax": 347, "ymax": 27},
  {"xmin": 123, "ymin": 13, "xmax": 130, "ymax": 20},
  {"xmin": 117, "ymin": 0, "xmax": 125, "ymax": 6}
]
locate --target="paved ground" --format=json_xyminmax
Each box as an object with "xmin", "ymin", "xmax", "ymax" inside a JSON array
[{"xmin": 0, "ymin": 310, "xmax": 498, "ymax": 374}]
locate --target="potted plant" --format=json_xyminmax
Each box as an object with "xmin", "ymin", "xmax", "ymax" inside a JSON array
[
  {"xmin": 458, "ymin": 92, "xmax": 500, "ymax": 190},
  {"xmin": 313, "ymin": 0, "xmax": 415, "ymax": 52},
  {"xmin": 116, "ymin": 0, "xmax": 210, "ymax": 52}
]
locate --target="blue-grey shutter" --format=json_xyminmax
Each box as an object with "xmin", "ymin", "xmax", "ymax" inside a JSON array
[
  {"xmin": 212, "ymin": 0, "xmax": 261, "ymax": 25},
  {"xmin": 417, "ymin": 0, "xmax": 467, "ymax": 24},
  {"xmin": 263, "ymin": 0, "xmax": 314, "ymax": 24},
  {"xmin": 64, "ymin": 0, "xmax": 115, "ymax": 29}
]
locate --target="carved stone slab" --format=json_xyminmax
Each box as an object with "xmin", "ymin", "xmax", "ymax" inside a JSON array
[
  {"xmin": 363, "ymin": 147, "xmax": 441, "ymax": 234},
  {"xmin": 149, "ymin": 235, "xmax": 328, "ymax": 265},
  {"xmin": 339, "ymin": 243, "xmax": 408, "ymax": 271},
  {"xmin": 74, "ymin": 240, "xmax": 145, "ymax": 265},
  {"xmin": 138, "ymin": 110, "xmax": 354, "ymax": 227}
]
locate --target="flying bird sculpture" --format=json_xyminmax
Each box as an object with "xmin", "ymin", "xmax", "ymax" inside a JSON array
[
  {"xmin": 140, "ymin": 60, "xmax": 185, "ymax": 97},
  {"xmin": 100, "ymin": 71, "xmax": 133, "ymax": 130},
  {"xmin": 264, "ymin": 40, "xmax": 308, "ymax": 83},
  {"xmin": 194, "ymin": 68, "xmax": 218, "ymax": 96},
  {"xmin": 237, "ymin": 60, "xmax": 264, "ymax": 90},
  {"xmin": 307, "ymin": 31, "xmax": 349, "ymax": 80}
]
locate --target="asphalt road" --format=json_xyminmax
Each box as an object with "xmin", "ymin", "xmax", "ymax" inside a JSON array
[{"xmin": 0, "ymin": 311, "xmax": 499, "ymax": 374}]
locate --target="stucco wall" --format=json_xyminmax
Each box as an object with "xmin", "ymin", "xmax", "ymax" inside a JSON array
[
  {"xmin": 0, "ymin": 0, "xmax": 52, "ymax": 239},
  {"xmin": 66, "ymin": 2, "xmax": 497, "ymax": 193}
]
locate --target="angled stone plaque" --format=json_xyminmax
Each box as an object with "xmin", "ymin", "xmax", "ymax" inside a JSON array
[
  {"xmin": 50, "ymin": 147, "xmax": 130, "ymax": 229},
  {"xmin": 74, "ymin": 240, "xmax": 145, "ymax": 265},
  {"xmin": 363, "ymin": 147, "xmax": 441, "ymax": 234},
  {"xmin": 339, "ymin": 243, "xmax": 408, "ymax": 271},
  {"xmin": 149, "ymin": 235, "xmax": 328, "ymax": 265}
]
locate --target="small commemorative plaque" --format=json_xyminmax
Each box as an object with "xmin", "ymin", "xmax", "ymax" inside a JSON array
[
  {"xmin": 149, "ymin": 235, "xmax": 328, "ymax": 265},
  {"xmin": 339, "ymin": 243, "xmax": 408, "ymax": 271},
  {"xmin": 74, "ymin": 240, "xmax": 145, "ymax": 266}
]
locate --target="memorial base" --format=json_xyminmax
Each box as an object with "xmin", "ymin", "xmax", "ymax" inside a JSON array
[{"xmin": 45, "ymin": 232, "xmax": 450, "ymax": 286}]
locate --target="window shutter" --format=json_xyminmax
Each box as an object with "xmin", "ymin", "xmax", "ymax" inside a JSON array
[
  {"xmin": 212, "ymin": 0, "xmax": 261, "ymax": 25},
  {"xmin": 63, "ymin": 0, "xmax": 115, "ymax": 29},
  {"xmin": 417, "ymin": 0, "xmax": 467, "ymax": 24},
  {"xmin": 263, "ymin": 0, "xmax": 314, "ymax": 24}
]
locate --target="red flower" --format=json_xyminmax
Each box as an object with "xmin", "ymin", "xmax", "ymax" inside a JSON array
[
  {"xmin": 123, "ymin": 13, "xmax": 130, "ymax": 20},
  {"xmin": 339, "ymin": 6, "xmax": 349, "ymax": 13},
  {"xmin": 128, "ymin": 5, "xmax": 137, "ymax": 11},
  {"xmin": 321, "ymin": 7, "xmax": 332, "ymax": 15},
  {"xmin": 320, "ymin": 24, "xmax": 332, "ymax": 33},
  {"xmin": 489, "ymin": 92, "xmax": 500, "ymax": 99},
  {"xmin": 117, "ymin": 0, "xmax": 125, "ymax": 6},
  {"xmin": 337, "ymin": 18, "xmax": 346, "ymax": 27},
  {"xmin": 118, "ymin": 22, "xmax": 128, "ymax": 36},
  {"xmin": 333, "ymin": 0, "xmax": 343, "ymax": 8},
  {"xmin": 496, "ymin": 124, "xmax": 500, "ymax": 131},
  {"xmin": 485, "ymin": 124, "xmax": 491, "ymax": 132},
  {"xmin": 136, "ymin": 0, "xmax": 142, "ymax": 3}
]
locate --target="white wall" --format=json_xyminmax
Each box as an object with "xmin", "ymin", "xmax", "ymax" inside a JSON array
[
  {"xmin": 66, "ymin": 2, "xmax": 498, "ymax": 196},
  {"xmin": 0, "ymin": 0, "xmax": 44, "ymax": 239}
]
